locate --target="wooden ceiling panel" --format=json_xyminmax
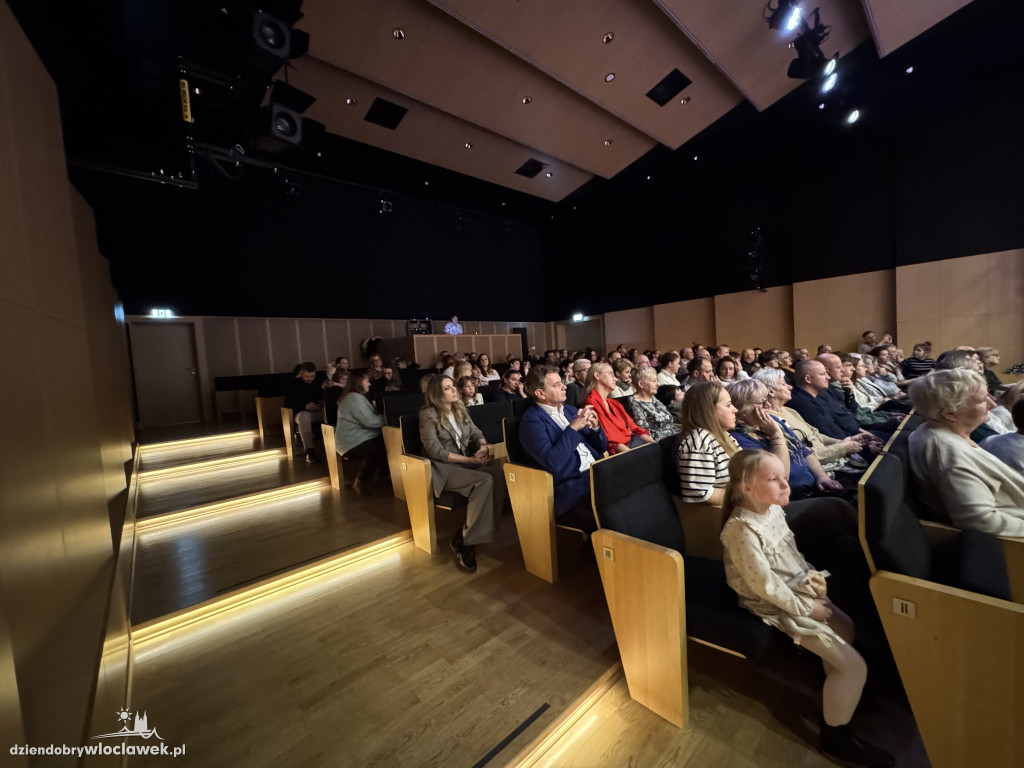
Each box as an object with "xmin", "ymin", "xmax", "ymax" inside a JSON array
[
  {"xmin": 297, "ymin": 0, "xmax": 656, "ymax": 179},
  {"xmin": 289, "ymin": 57, "xmax": 594, "ymax": 202},
  {"xmin": 426, "ymin": 0, "xmax": 743, "ymax": 150},
  {"xmin": 652, "ymin": 0, "xmax": 870, "ymax": 110},
  {"xmin": 861, "ymin": 0, "xmax": 977, "ymax": 57}
]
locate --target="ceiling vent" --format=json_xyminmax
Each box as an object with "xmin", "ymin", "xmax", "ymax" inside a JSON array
[
  {"xmin": 364, "ymin": 98, "xmax": 408, "ymax": 130},
  {"xmin": 646, "ymin": 69, "xmax": 692, "ymax": 107},
  {"xmin": 515, "ymin": 158, "xmax": 547, "ymax": 178}
]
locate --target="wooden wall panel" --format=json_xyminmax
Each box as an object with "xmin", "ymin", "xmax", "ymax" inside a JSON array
[
  {"xmin": 792, "ymin": 270, "xmax": 896, "ymax": 353},
  {"xmin": 653, "ymin": 298, "xmax": 716, "ymax": 352},
  {"xmin": 237, "ymin": 318, "xmax": 271, "ymax": 375},
  {"xmin": 604, "ymin": 307, "xmax": 655, "ymax": 351},
  {"xmin": 714, "ymin": 287, "xmax": 794, "ymax": 352},
  {"xmin": 0, "ymin": 6, "xmax": 134, "ymax": 756},
  {"xmin": 348, "ymin": 319, "xmax": 374, "ymax": 363},
  {"xmin": 324, "ymin": 319, "xmax": 351, "ymax": 363},
  {"xmin": 268, "ymin": 318, "xmax": 300, "ymax": 370},
  {"xmin": 896, "ymin": 250, "xmax": 1024, "ymax": 364},
  {"xmin": 297, "ymin": 318, "xmax": 326, "ymax": 366}
]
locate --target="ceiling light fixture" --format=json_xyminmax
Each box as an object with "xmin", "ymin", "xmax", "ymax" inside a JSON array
[
  {"xmin": 464, "ymin": 142, "xmax": 473, "ymax": 149},
  {"xmin": 785, "ymin": 8, "xmax": 833, "ymax": 80},
  {"xmin": 845, "ymin": 109, "xmax": 860, "ymax": 124},
  {"xmin": 764, "ymin": 0, "xmax": 802, "ymax": 32},
  {"xmin": 345, "ymin": 98, "xmax": 357, "ymax": 105},
  {"xmin": 680, "ymin": 96, "xmax": 691, "ymax": 104},
  {"xmin": 822, "ymin": 72, "xmax": 837, "ymax": 92},
  {"xmin": 603, "ymin": 32, "xmax": 614, "ymax": 44},
  {"xmin": 905, "ymin": 66, "xmax": 914, "ymax": 74},
  {"xmin": 392, "ymin": 28, "xmax": 405, "ymax": 39},
  {"xmin": 604, "ymin": 139, "xmax": 613, "ymax": 146},
  {"xmin": 605, "ymin": 73, "xmax": 616, "ymax": 82},
  {"xmin": 522, "ymin": 96, "xmax": 532, "ymax": 104},
  {"xmin": 824, "ymin": 57, "xmax": 837, "ymax": 76},
  {"xmin": 545, "ymin": 172, "xmax": 553, "ymax": 178}
]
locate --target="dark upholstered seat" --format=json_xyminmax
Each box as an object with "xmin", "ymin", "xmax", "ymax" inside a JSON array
[
  {"xmin": 591, "ymin": 443, "xmax": 774, "ymax": 660},
  {"xmin": 861, "ymin": 452, "xmax": 1010, "ymax": 600},
  {"xmin": 399, "ymin": 413, "xmax": 468, "ymax": 509}
]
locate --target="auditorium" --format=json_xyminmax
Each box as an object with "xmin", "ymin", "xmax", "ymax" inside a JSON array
[{"xmin": 2, "ymin": 1, "xmax": 1022, "ymax": 766}]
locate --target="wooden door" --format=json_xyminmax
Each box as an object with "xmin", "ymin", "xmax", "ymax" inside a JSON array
[{"xmin": 130, "ymin": 322, "xmax": 203, "ymax": 427}]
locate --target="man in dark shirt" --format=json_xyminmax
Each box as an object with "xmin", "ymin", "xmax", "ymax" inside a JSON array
[
  {"xmin": 564, "ymin": 358, "xmax": 591, "ymax": 408},
  {"xmin": 283, "ymin": 361, "xmax": 324, "ymax": 463},
  {"xmin": 788, "ymin": 360, "xmax": 881, "ymax": 454}
]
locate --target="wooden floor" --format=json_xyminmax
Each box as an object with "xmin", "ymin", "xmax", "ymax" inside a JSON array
[{"xmin": 124, "ymin": 426, "xmax": 931, "ymax": 768}]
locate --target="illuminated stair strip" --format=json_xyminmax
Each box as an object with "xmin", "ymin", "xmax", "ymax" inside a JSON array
[
  {"xmin": 138, "ymin": 447, "xmax": 284, "ymax": 479},
  {"xmin": 136, "ymin": 478, "xmax": 331, "ymax": 531}
]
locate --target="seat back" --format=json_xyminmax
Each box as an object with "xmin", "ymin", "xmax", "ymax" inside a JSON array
[
  {"xmin": 385, "ymin": 392, "xmax": 425, "ymax": 427},
  {"xmin": 399, "ymin": 412, "xmax": 424, "ymax": 456},
  {"xmin": 502, "ymin": 412, "xmax": 542, "ymax": 467},
  {"xmin": 659, "ymin": 433, "xmax": 683, "ymax": 497},
  {"xmin": 591, "ymin": 443, "xmax": 686, "ymax": 553},
  {"xmin": 479, "ymin": 381, "xmax": 499, "ymax": 403},
  {"xmin": 511, "ymin": 395, "xmax": 534, "ymax": 419},
  {"xmin": 467, "ymin": 400, "xmax": 513, "ymax": 445},
  {"xmin": 860, "ymin": 453, "xmax": 933, "ymax": 578}
]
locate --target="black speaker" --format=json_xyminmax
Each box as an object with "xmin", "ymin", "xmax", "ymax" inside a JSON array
[{"xmin": 270, "ymin": 104, "xmax": 302, "ymax": 145}]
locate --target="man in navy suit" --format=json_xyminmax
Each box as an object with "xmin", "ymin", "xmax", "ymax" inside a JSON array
[{"xmin": 519, "ymin": 365, "xmax": 607, "ymax": 532}]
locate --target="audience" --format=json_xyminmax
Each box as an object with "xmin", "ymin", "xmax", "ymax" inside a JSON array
[
  {"xmin": 716, "ymin": 355, "xmax": 749, "ymax": 384},
  {"xmin": 333, "ymin": 371, "xmax": 387, "ymax": 496},
  {"xmin": 753, "ymin": 368, "xmax": 865, "ymax": 473},
  {"xmin": 657, "ymin": 352, "xmax": 683, "ymax": 386},
  {"xmin": 495, "ymin": 368, "xmax": 526, "ymax": 401},
  {"xmin": 980, "ymin": 399, "xmax": 1024, "ymax": 473},
  {"xmin": 477, "ymin": 353, "xmax": 500, "ymax": 383},
  {"xmin": 419, "ymin": 375, "xmax": 508, "ymax": 573},
  {"xmin": 282, "ymin": 361, "xmax": 325, "ymax": 464},
  {"xmin": 610, "ymin": 358, "xmax": 636, "ymax": 399},
  {"xmin": 583, "ymin": 362, "xmax": 653, "ymax": 454},
  {"xmin": 976, "ymin": 346, "xmax": 1005, "ymax": 394},
  {"xmin": 727, "ymin": 379, "xmax": 843, "ymax": 499},
  {"xmin": 565, "ymin": 358, "xmax": 591, "ymax": 408},
  {"xmin": 676, "ymin": 381, "xmax": 740, "ymax": 505},
  {"xmin": 519, "ymin": 365, "xmax": 606, "ymax": 533},
  {"xmin": 989, "ymin": 380, "xmax": 1024, "ymax": 434},
  {"xmin": 685, "ymin": 356, "xmax": 718, "ymax": 390},
  {"xmin": 900, "ymin": 342, "xmax": 934, "ymax": 379},
  {"xmin": 458, "ymin": 375, "xmax": 483, "ymax": 407},
  {"xmin": 907, "ymin": 369, "xmax": 1024, "ymax": 536},
  {"xmin": 720, "ymin": 450, "xmax": 893, "ymax": 768},
  {"xmin": 629, "ymin": 367, "xmax": 681, "ymax": 441}
]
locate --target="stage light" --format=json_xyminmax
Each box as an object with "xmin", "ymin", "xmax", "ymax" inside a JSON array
[
  {"xmin": 824, "ymin": 57, "xmax": 837, "ymax": 76},
  {"xmin": 845, "ymin": 109, "xmax": 860, "ymax": 124},
  {"xmin": 765, "ymin": 1, "xmax": 802, "ymax": 32},
  {"xmin": 822, "ymin": 73, "xmax": 837, "ymax": 92},
  {"xmin": 785, "ymin": 8, "xmax": 832, "ymax": 80}
]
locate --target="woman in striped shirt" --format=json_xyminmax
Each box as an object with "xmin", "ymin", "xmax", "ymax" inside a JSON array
[{"xmin": 676, "ymin": 382, "xmax": 739, "ymax": 505}]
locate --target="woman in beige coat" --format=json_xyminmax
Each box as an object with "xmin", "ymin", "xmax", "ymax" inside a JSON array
[{"xmin": 419, "ymin": 375, "xmax": 508, "ymax": 572}]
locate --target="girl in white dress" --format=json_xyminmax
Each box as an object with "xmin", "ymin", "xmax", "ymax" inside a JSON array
[{"xmin": 720, "ymin": 450, "xmax": 893, "ymax": 768}]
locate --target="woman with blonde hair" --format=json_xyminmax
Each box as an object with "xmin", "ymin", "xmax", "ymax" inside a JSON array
[
  {"xmin": 583, "ymin": 362, "xmax": 653, "ymax": 454},
  {"xmin": 720, "ymin": 450, "xmax": 893, "ymax": 768},
  {"xmin": 676, "ymin": 381, "xmax": 739, "ymax": 505},
  {"xmin": 419, "ymin": 375, "xmax": 507, "ymax": 572}
]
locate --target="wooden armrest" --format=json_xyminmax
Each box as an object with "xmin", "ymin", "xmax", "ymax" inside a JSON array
[
  {"xmin": 321, "ymin": 424, "xmax": 340, "ymax": 489},
  {"xmin": 870, "ymin": 571, "xmax": 1024, "ymax": 768},
  {"xmin": 382, "ymin": 425, "xmax": 407, "ymax": 500},
  {"xmin": 399, "ymin": 453, "xmax": 436, "ymax": 554},
  {"xmin": 280, "ymin": 407, "xmax": 295, "ymax": 458},
  {"xmin": 591, "ymin": 528, "xmax": 687, "ymax": 728},
  {"xmin": 504, "ymin": 462, "xmax": 557, "ymax": 583}
]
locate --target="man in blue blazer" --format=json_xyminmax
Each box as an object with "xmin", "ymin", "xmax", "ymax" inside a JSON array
[{"xmin": 519, "ymin": 365, "xmax": 607, "ymax": 532}]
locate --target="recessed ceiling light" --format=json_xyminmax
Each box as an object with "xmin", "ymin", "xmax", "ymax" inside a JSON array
[
  {"xmin": 845, "ymin": 109, "xmax": 861, "ymax": 124},
  {"xmin": 822, "ymin": 73, "xmax": 838, "ymax": 92},
  {"xmin": 522, "ymin": 96, "xmax": 532, "ymax": 104},
  {"xmin": 605, "ymin": 73, "xmax": 616, "ymax": 82},
  {"xmin": 680, "ymin": 96, "xmax": 691, "ymax": 104},
  {"xmin": 424, "ymin": 181, "xmax": 430, "ymax": 186},
  {"xmin": 646, "ymin": 175, "xmax": 651, "ymax": 180},
  {"xmin": 603, "ymin": 32, "xmax": 614, "ymax": 44},
  {"xmin": 818, "ymin": 103, "xmax": 825, "ymax": 109},
  {"xmin": 824, "ymin": 58, "xmax": 837, "ymax": 76},
  {"xmin": 604, "ymin": 139, "xmax": 612, "ymax": 146},
  {"xmin": 501, "ymin": 202, "xmax": 506, "ymax": 206},
  {"xmin": 194, "ymin": 87, "xmax": 201, "ymax": 95},
  {"xmin": 393, "ymin": 28, "xmax": 405, "ymax": 39},
  {"xmin": 545, "ymin": 172, "xmax": 553, "ymax": 178},
  {"xmin": 905, "ymin": 66, "xmax": 914, "ymax": 74},
  {"xmin": 693, "ymin": 155, "xmax": 699, "ymax": 161},
  {"xmin": 346, "ymin": 98, "xmax": 357, "ymax": 106},
  {"xmin": 465, "ymin": 142, "xmax": 473, "ymax": 149}
]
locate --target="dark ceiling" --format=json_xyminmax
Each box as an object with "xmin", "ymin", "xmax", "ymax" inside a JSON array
[{"xmin": 6, "ymin": 0, "xmax": 1024, "ymax": 320}]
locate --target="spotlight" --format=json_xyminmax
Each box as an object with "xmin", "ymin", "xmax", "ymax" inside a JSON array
[
  {"xmin": 379, "ymin": 200, "xmax": 392, "ymax": 214},
  {"xmin": 786, "ymin": 8, "xmax": 833, "ymax": 80},
  {"xmin": 823, "ymin": 57, "xmax": 837, "ymax": 76},
  {"xmin": 572, "ymin": 313, "xmax": 585, "ymax": 322},
  {"xmin": 845, "ymin": 109, "xmax": 860, "ymax": 124},
  {"xmin": 822, "ymin": 73, "xmax": 837, "ymax": 92},
  {"xmin": 764, "ymin": 1, "xmax": 802, "ymax": 32}
]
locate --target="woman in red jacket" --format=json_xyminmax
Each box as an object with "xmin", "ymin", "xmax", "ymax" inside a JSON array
[{"xmin": 583, "ymin": 362, "xmax": 655, "ymax": 454}]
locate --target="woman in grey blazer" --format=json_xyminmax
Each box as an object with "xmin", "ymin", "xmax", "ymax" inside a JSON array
[{"xmin": 419, "ymin": 375, "xmax": 508, "ymax": 572}]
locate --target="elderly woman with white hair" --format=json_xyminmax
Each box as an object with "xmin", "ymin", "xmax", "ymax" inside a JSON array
[
  {"xmin": 908, "ymin": 369, "xmax": 1024, "ymax": 536},
  {"xmin": 629, "ymin": 366, "xmax": 681, "ymax": 441},
  {"xmin": 753, "ymin": 368, "xmax": 866, "ymax": 472},
  {"xmin": 728, "ymin": 379, "xmax": 844, "ymax": 499}
]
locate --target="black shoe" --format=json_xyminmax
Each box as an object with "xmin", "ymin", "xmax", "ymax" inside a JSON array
[
  {"xmin": 455, "ymin": 544, "xmax": 477, "ymax": 573},
  {"xmin": 305, "ymin": 448, "xmax": 320, "ymax": 464},
  {"xmin": 821, "ymin": 724, "xmax": 894, "ymax": 768}
]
